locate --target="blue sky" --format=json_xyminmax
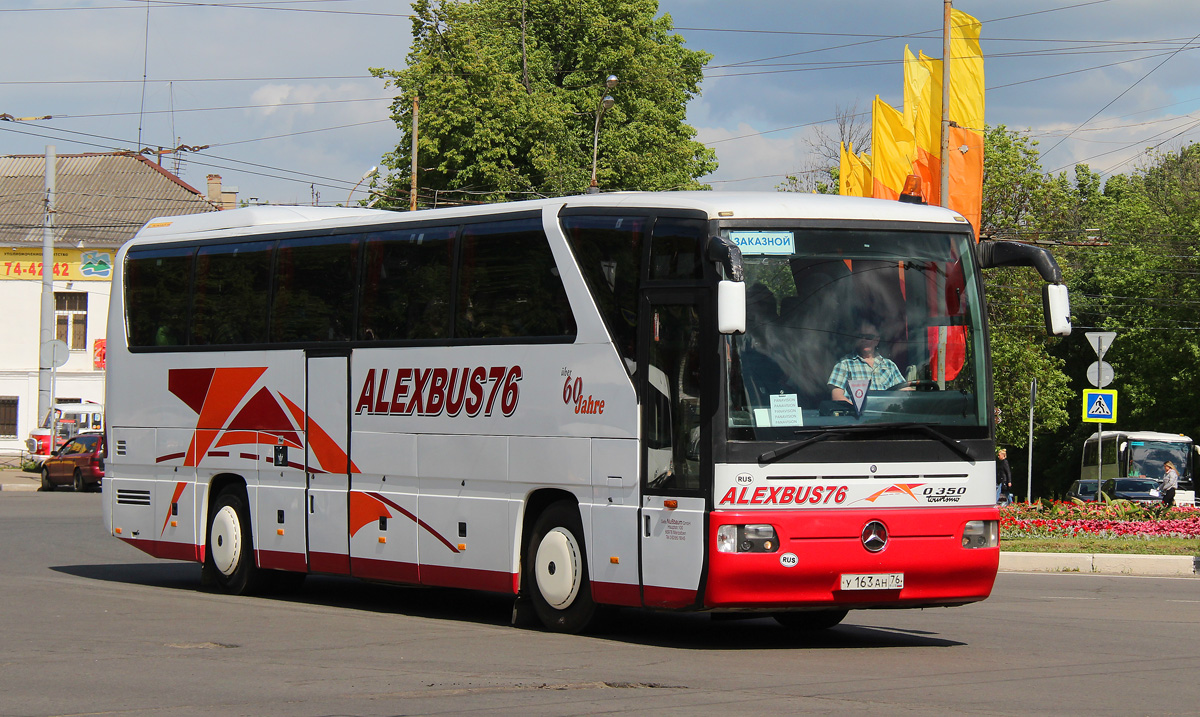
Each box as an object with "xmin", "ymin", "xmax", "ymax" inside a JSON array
[{"xmin": 3, "ymin": 0, "xmax": 1199, "ymax": 204}]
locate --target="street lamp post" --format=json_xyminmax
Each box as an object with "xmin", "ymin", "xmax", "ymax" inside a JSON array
[
  {"xmin": 347, "ymin": 166, "xmax": 378, "ymax": 206},
  {"xmin": 588, "ymin": 74, "xmax": 618, "ymax": 194}
]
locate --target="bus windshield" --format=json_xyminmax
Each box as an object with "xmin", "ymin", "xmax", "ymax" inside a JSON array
[
  {"xmin": 1127, "ymin": 440, "xmax": 1190, "ymax": 480},
  {"xmin": 724, "ymin": 227, "xmax": 987, "ymax": 440}
]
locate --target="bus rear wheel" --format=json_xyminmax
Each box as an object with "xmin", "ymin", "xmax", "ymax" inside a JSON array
[
  {"xmin": 773, "ymin": 609, "xmax": 848, "ymax": 631},
  {"xmin": 524, "ymin": 501, "xmax": 597, "ymax": 633},
  {"xmin": 203, "ymin": 487, "xmax": 265, "ymax": 595}
]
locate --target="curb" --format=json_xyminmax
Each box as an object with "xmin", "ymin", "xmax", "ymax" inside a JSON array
[
  {"xmin": 1000, "ymin": 551, "xmax": 1197, "ymax": 577},
  {"xmin": 0, "ymin": 483, "xmax": 39, "ymax": 492}
]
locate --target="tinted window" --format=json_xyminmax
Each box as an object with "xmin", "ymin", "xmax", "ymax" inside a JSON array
[
  {"xmin": 456, "ymin": 218, "xmax": 575, "ymax": 339},
  {"xmin": 125, "ymin": 247, "xmax": 194, "ymax": 347},
  {"xmin": 650, "ymin": 217, "xmax": 705, "ymax": 280},
  {"xmin": 272, "ymin": 235, "xmax": 359, "ymax": 343},
  {"xmin": 561, "ymin": 215, "xmax": 646, "ymax": 363},
  {"xmin": 192, "ymin": 241, "xmax": 273, "ymax": 346},
  {"xmin": 359, "ymin": 226, "xmax": 456, "ymax": 341}
]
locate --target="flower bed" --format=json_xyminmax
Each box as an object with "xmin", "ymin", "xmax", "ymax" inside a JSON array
[{"xmin": 1000, "ymin": 500, "xmax": 1200, "ymax": 540}]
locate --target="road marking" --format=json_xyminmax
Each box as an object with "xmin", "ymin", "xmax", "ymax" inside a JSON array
[{"xmin": 1042, "ymin": 596, "xmax": 1096, "ymax": 600}]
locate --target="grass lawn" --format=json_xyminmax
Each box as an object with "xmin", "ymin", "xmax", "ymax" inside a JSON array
[{"xmin": 1002, "ymin": 536, "xmax": 1200, "ymax": 556}]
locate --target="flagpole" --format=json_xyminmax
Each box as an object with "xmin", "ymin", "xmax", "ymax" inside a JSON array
[{"xmin": 940, "ymin": 0, "xmax": 952, "ymax": 208}]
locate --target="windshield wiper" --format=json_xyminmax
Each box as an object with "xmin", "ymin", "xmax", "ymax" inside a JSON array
[{"xmin": 757, "ymin": 422, "xmax": 975, "ymax": 464}]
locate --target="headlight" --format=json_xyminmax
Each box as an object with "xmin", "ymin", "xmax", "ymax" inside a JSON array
[
  {"xmin": 962, "ymin": 520, "xmax": 999, "ymax": 549},
  {"xmin": 716, "ymin": 524, "xmax": 779, "ymax": 553}
]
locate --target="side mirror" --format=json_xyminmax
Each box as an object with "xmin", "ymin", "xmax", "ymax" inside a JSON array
[
  {"xmin": 1042, "ymin": 283, "xmax": 1072, "ymax": 336},
  {"xmin": 717, "ymin": 280, "xmax": 746, "ymax": 335}
]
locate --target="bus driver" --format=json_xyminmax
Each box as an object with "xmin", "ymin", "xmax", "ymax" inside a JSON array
[{"xmin": 827, "ymin": 318, "xmax": 912, "ymax": 401}]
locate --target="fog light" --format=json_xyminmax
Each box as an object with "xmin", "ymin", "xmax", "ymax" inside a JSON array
[
  {"xmin": 717, "ymin": 525, "xmax": 738, "ymax": 553},
  {"xmin": 716, "ymin": 524, "xmax": 779, "ymax": 553},
  {"xmin": 962, "ymin": 520, "xmax": 999, "ymax": 549}
]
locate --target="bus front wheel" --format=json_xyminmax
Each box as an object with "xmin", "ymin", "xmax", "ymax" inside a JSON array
[
  {"xmin": 203, "ymin": 487, "xmax": 265, "ymax": 595},
  {"xmin": 524, "ymin": 501, "xmax": 597, "ymax": 633}
]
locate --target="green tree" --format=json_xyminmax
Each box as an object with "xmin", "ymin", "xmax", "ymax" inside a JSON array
[
  {"xmin": 370, "ymin": 0, "xmax": 717, "ymax": 206},
  {"xmin": 979, "ymin": 125, "xmax": 1074, "ymax": 455}
]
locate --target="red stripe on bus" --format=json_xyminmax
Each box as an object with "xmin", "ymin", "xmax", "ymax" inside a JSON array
[
  {"xmin": 642, "ymin": 585, "xmax": 698, "ymax": 609},
  {"xmin": 308, "ymin": 551, "xmax": 351, "ymax": 575},
  {"xmin": 256, "ymin": 549, "xmax": 308, "ymax": 573},
  {"xmin": 419, "ymin": 564, "xmax": 514, "ymax": 594},
  {"xmin": 119, "ymin": 537, "xmax": 202, "ymax": 562},
  {"xmin": 591, "ymin": 580, "xmax": 642, "ymax": 607},
  {"xmin": 350, "ymin": 556, "xmax": 419, "ymax": 584}
]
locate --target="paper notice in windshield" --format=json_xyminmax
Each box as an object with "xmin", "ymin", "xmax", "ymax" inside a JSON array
[
  {"xmin": 729, "ymin": 230, "xmax": 795, "ymax": 256},
  {"xmin": 769, "ymin": 393, "xmax": 802, "ymax": 426}
]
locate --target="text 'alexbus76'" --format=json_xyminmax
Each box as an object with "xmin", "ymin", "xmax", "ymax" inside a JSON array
[{"xmin": 355, "ymin": 366, "xmax": 522, "ymax": 418}]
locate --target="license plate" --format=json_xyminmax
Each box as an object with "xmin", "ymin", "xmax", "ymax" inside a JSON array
[{"xmin": 839, "ymin": 573, "xmax": 904, "ymax": 591}]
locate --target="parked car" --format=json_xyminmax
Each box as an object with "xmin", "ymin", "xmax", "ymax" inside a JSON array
[
  {"xmin": 40, "ymin": 433, "xmax": 105, "ymax": 492},
  {"xmin": 1067, "ymin": 478, "xmax": 1162, "ymax": 504},
  {"xmin": 25, "ymin": 401, "xmax": 104, "ymax": 467},
  {"xmin": 1068, "ymin": 479, "xmax": 1099, "ymax": 501},
  {"xmin": 1108, "ymin": 477, "xmax": 1163, "ymax": 504}
]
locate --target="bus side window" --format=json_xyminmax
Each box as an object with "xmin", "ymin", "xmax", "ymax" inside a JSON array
[
  {"xmin": 456, "ymin": 218, "xmax": 576, "ymax": 340},
  {"xmin": 271, "ymin": 234, "xmax": 359, "ymax": 343},
  {"xmin": 560, "ymin": 214, "xmax": 647, "ymax": 365},
  {"xmin": 125, "ymin": 247, "xmax": 194, "ymax": 348},
  {"xmin": 358, "ymin": 226, "xmax": 456, "ymax": 341},
  {"xmin": 193, "ymin": 241, "xmax": 273, "ymax": 346},
  {"xmin": 649, "ymin": 218, "xmax": 705, "ymax": 280}
]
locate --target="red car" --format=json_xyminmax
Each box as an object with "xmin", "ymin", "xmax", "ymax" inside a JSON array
[{"xmin": 40, "ymin": 433, "xmax": 105, "ymax": 492}]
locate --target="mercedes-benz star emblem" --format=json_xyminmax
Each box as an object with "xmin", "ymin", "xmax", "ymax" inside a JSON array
[{"xmin": 861, "ymin": 520, "xmax": 888, "ymax": 553}]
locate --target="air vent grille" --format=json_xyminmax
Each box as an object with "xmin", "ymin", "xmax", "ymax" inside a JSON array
[{"xmin": 116, "ymin": 489, "xmax": 151, "ymax": 506}]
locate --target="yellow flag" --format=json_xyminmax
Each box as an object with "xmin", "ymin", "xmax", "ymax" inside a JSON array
[
  {"xmin": 903, "ymin": 46, "xmax": 934, "ymax": 145},
  {"xmin": 871, "ymin": 96, "xmax": 915, "ymax": 200},
  {"xmin": 859, "ymin": 151, "xmax": 873, "ymax": 196},
  {"xmin": 949, "ymin": 7, "xmax": 984, "ymax": 132},
  {"xmin": 904, "ymin": 46, "xmax": 938, "ymax": 204},
  {"xmin": 846, "ymin": 144, "xmax": 871, "ymax": 197},
  {"xmin": 839, "ymin": 141, "xmax": 852, "ymax": 195}
]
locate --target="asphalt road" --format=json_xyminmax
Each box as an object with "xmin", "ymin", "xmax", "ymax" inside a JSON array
[{"xmin": 3, "ymin": 490, "xmax": 1199, "ymax": 717}]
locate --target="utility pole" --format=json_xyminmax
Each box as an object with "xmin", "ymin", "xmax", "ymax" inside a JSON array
[
  {"xmin": 38, "ymin": 146, "xmax": 56, "ymax": 419},
  {"xmin": 410, "ymin": 96, "xmax": 419, "ymax": 211}
]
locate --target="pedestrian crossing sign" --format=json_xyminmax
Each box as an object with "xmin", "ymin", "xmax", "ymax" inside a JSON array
[{"xmin": 1083, "ymin": 389, "xmax": 1117, "ymax": 423}]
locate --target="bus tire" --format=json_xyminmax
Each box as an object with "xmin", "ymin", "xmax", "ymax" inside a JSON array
[
  {"xmin": 773, "ymin": 609, "xmax": 848, "ymax": 631},
  {"xmin": 203, "ymin": 487, "xmax": 265, "ymax": 595},
  {"xmin": 524, "ymin": 501, "xmax": 597, "ymax": 633}
]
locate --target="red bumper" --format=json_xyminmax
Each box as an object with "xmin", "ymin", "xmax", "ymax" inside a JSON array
[{"xmin": 705, "ymin": 506, "xmax": 999, "ymax": 609}]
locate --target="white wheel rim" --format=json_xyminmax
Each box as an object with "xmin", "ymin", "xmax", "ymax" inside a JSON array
[
  {"xmin": 210, "ymin": 505, "xmax": 242, "ymax": 577},
  {"xmin": 535, "ymin": 527, "xmax": 582, "ymax": 609}
]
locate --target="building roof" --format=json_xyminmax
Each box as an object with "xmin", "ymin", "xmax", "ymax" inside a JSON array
[{"xmin": 0, "ymin": 152, "xmax": 217, "ymax": 248}]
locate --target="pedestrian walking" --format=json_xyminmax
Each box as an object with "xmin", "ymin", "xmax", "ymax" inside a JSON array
[
  {"xmin": 996, "ymin": 448, "xmax": 1012, "ymax": 504},
  {"xmin": 1162, "ymin": 460, "xmax": 1179, "ymax": 508}
]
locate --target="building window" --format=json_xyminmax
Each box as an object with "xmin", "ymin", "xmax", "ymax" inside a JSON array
[
  {"xmin": 0, "ymin": 397, "xmax": 16, "ymax": 438},
  {"xmin": 55, "ymin": 292, "xmax": 88, "ymax": 350}
]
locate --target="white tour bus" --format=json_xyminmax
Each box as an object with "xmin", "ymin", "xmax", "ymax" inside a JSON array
[
  {"xmin": 104, "ymin": 192, "xmax": 1070, "ymax": 632},
  {"xmin": 1080, "ymin": 430, "xmax": 1196, "ymax": 504}
]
